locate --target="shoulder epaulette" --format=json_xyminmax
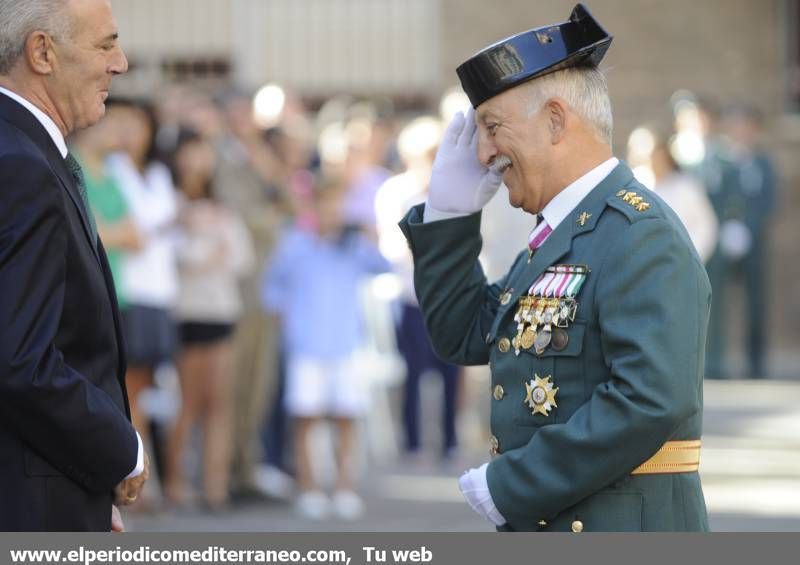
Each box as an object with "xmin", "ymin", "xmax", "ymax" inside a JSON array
[
  {"xmin": 616, "ymin": 189, "xmax": 651, "ymax": 211},
  {"xmin": 606, "ymin": 189, "xmax": 657, "ymax": 222}
]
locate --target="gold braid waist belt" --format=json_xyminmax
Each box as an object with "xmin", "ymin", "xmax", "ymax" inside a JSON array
[{"xmin": 631, "ymin": 440, "xmax": 701, "ymax": 475}]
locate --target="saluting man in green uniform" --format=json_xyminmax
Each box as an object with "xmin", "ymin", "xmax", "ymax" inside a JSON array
[{"xmin": 399, "ymin": 4, "xmax": 711, "ymax": 531}]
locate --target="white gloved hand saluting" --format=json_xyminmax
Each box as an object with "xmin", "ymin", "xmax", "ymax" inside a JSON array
[{"xmin": 424, "ymin": 107, "xmax": 504, "ymax": 223}]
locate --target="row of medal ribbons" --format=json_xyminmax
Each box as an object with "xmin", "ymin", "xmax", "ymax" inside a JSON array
[{"xmin": 512, "ymin": 265, "xmax": 589, "ymax": 355}]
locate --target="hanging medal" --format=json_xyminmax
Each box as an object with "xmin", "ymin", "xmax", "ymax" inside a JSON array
[
  {"xmin": 513, "ymin": 296, "xmax": 535, "ymax": 355},
  {"xmin": 511, "ymin": 264, "xmax": 590, "ymax": 355}
]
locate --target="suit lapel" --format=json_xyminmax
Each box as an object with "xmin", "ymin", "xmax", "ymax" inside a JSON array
[
  {"xmin": 0, "ymin": 93, "xmax": 100, "ymax": 262},
  {"xmin": 96, "ymin": 240, "xmax": 130, "ymax": 411},
  {"xmin": 49, "ymin": 155, "xmax": 101, "ymax": 262}
]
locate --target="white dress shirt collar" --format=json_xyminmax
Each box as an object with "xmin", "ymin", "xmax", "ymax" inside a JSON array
[
  {"xmin": 0, "ymin": 86, "xmax": 68, "ymax": 158},
  {"xmin": 540, "ymin": 157, "xmax": 619, "ymax": 230}
]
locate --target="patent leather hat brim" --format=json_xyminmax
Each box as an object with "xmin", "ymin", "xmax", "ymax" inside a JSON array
[{"xmin": 456, "ymin": 3, "xmax": 613, "ymax": 108}]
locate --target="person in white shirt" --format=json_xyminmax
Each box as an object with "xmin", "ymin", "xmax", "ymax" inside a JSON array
[
  {"xmin": 649, "ymin": 139, "xmax": 718, "ymax": 263},
  {"xmin": 164, "ymin": 129, "xmax": 254, "ymax": 510},
  {"xmin": 106, "ymin": 99, "xmax": 179, "ymax": 509}
]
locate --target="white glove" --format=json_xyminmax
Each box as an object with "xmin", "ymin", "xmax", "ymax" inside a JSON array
[
  {"xmin": 718, "ymin": 219, "xmax": 752, "ymax": 260},
  {"xmin": 424, "ymin": 108, "xmax": 503, "ymax": 223},
  {"xmin": 458, "ymin": 463, "xmax": 506, "ymax": 526}
]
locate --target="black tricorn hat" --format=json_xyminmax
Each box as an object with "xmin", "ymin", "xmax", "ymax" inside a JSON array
[{"xmin": 456, "ymin": 4, "xmax": 613, "ymax": 108}]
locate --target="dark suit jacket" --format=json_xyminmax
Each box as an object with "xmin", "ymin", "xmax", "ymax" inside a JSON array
[{"xmin": 0, "ymin": 92, "xmax": 137, "ymax": 531}]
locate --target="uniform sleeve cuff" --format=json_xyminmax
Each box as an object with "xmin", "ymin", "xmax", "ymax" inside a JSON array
[
  {"xmin": 422, "ymin": 201, "xmax": 472, "ymax": 223},
  {"xmin": 125, "ymin": 431, "xmax": 144, "ymax": 479}
]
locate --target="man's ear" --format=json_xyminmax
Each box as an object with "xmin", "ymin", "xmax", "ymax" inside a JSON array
[
  {"xmin": 545, "ymin": 98, "xmax": 568, "ymax": 145},
  {"xmin": 25, "ymin": 31, "xmax": 56, "ymax": 75}
]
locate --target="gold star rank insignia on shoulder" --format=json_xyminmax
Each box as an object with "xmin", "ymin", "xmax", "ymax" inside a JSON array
[
  {"xmin": 524, "ymin": 374, "xmax": 558, "ymax": 416},
  {"xmin": 617, "ymin": 190, "xmax": 651, "ymax": 212}
]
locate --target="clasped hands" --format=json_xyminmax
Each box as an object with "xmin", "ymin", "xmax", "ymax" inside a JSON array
[
  {"xmin": 114, "ymin": 450, "xmax": 150, "ymax": 507},
  {"xmin": 110, "ymin": 451, "xmax": 149, "ymax": 532}
]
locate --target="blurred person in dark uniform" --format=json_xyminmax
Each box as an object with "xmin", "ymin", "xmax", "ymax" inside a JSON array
[
  {"xmin": 400, "ymin": 5, "xmax": 710, "ymax": 531},
  {"xmin": 716, "ymin": 105, "xmax": 778, "ymax": 378},
  {"xmin": 670, "ymin": 95, "xmax": 737, "ymax": 379},
  {"xmin": 0, "ymin": 0, "xmax": 148, "ymax": 531}
]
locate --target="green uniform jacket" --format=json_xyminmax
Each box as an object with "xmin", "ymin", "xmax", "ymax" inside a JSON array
[{"xmin": 399, "ymin": 163, "xmax": 711, "ymax": 531}]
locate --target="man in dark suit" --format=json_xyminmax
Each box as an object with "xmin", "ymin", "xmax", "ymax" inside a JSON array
[{"xmin": 0, "ymin": 0, "xmax": 148, "ymax": 531}]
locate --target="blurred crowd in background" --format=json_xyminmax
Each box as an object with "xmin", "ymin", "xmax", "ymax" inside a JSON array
[{"xmin": 72, "ymin": 82, "xmax": 778, "ymax": 521}]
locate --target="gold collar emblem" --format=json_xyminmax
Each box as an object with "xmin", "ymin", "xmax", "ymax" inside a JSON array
[
  {"xmin": 524, "ymin": 374, "xmax": 558, "ymax": 416},
  {"xmin": 577, "ymin": 211, "xmax": 592, "ymax": 227}
]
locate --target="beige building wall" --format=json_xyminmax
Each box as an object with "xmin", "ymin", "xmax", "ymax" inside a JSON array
[
  {"xmin": 111, "ymin": 0, "xmax": 233, "ymax": 56},
  {"xmin": 230, "ymin": 0, "xmax": 441, "ymax": 95},
  {"xmin": 111, "ymin": 0, "xmax": 442, "ymax": 96}
]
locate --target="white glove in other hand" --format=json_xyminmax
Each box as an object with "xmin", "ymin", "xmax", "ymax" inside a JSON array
[
  {"xmin": 718, "ymin": 219, "xmax": 752, "ymax": 260},
  {"xmin": 458, "ymin": 463, "xmax": 507, "ymax": 526},
  {"xmin": 424, "ymin": 108, "xmax": 503, "ymax": 222}
]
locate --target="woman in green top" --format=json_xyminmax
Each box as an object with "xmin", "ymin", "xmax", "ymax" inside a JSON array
[{"xmin": 70, "ymin": 109, "xmax": 142, "ymax": 308}]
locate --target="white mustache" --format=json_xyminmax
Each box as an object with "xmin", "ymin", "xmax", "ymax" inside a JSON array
[{"xmin": 490, "ymin": 155, "xmax": 512, "ymax": 175}]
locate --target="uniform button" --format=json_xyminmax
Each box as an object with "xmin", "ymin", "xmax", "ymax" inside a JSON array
[
  {"xmin": 489, "ymin": 435, "xmax": 500, "ymax": 456},
  {"xmin": 571, "ymin": 520, "xmax": 584, "ymax": 533},
  {"xmin": 500, "ymin": 291, "xmax": 512, "ymax": 306},
  {"xmin": 497, "ymin": 338, "xmax": 511, "ymax": 353},
  {"xmin": 493, "ymin": 385, "xmax": 505, "ymax": 400},
  {"xmin": 538, "ymin": 520, "xmax": 548, "ymax": 528}
]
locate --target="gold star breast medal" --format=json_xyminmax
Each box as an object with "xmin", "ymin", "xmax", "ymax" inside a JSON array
[{"xmin": 525, "ymin": 374, "xmax": 559, "ymax": 417}]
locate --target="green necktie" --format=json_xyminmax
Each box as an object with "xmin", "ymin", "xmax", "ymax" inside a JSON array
[{"xmin": 64, "ymin": 153, "xmax": 98, "ymax": 247}]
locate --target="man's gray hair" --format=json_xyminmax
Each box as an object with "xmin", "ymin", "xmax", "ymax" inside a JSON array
[
  {"xmin": 0, "ymin": 0, "xmax": 71, "ymax": 75},
  {"xmin": 525, "ymin": 66, "xmax": 614, "ymax": 146}
]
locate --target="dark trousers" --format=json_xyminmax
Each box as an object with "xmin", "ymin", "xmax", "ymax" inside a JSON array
[
  {"xmin": 261, "ymin": 348, "xmax": 289, "ymax": 471},
  {"xmin": 396, "ymin": 303, "xmax": 460, "ymax": 454},
  {"xmin": 705, "ymin": 236, "xmax": 768, "ymax": 378}
]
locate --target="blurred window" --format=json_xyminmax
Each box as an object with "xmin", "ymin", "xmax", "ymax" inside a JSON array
[
  {"xmin": 161, "ymin": 58, "xmax": 232, "ymax": 82},
  {"xmin": 112, "ymin": 0, "xmax": 441, "ymax": 96}
]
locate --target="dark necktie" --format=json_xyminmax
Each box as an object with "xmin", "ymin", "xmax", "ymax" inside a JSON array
[{"xmin": 64, "ymin": 153, "xmax": 98, "ymax": 246}]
